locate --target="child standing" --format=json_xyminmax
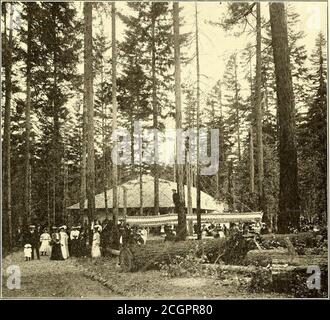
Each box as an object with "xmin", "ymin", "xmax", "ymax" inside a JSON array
[{"xmin": 24, "ymin": 244, "xmax": 32, "ymax": 261}]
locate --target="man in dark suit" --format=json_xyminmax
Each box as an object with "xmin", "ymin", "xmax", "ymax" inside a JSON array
[{"xmin": 24, "ymin": 225, "xmax": 40, "ymax": 260}]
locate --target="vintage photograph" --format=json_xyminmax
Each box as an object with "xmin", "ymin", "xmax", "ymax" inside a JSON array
[{"xmin": 1, "ymin": 1, "xmax": 328, "ymax": 299}]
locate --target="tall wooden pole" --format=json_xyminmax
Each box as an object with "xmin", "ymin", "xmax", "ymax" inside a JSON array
[
  {"xmin": 112, "ymin": 2, "xmax": 118, "ymax": 226},
  {"xmin": 195, "ymin": 2, "xmax": 202, "ymax": 240}
]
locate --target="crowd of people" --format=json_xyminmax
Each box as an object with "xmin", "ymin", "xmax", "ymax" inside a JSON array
[
  {"xmin": 21, "ymin": 218, "xmax": 150, "ymax": 261},
  {"xmin": 23, "ymin": 224, "xmax": 90, "ymax": 261}
]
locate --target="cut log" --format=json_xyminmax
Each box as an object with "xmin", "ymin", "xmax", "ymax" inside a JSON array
[
  {"xmin": 119, "ymin": 234, "xmax": 250, "ymax": 272},
  {"xmin": 273, "ymin": 254, "xmax": 328, "ymax": 266},
  {"xmin": 119, "ymin": 238, "xmax": 230, "ymax": 272},
  {"xmin": 245, "ymin": 249, "xmax": 288, "ymax": 266},
  {"xmin": 245, "ymin": 249, "xmax": 327, "ymax": 267},
  {"xmin": 202, "ymin": 263, "xmax": 259, "ymax": 274},
  {"xmin": 260, "ymin": 232, "xmax": 316, "ymax": 246}
]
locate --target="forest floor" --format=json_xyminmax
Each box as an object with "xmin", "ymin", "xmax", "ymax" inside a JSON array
[{"xmin": 1, "ymin": 250, "xmax": 291, "ymax": 299}]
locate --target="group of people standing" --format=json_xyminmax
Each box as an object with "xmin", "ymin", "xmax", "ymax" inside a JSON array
[
  {"xmin": 23, "ymin": 223, "xmax": 93, "ymax": 261},
  {"xmin": 22, "ymin": 218, "xmax": 150, "ymax": 261}
]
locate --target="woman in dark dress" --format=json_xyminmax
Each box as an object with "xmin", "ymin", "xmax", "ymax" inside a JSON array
[
  {"xmin": 69, "ymin": 226, "xmax": 80, "ymax": 257},
  {"xmin": 78, "ymin": 227, "xmax": 88, "ymax": 257},
  {"xmin": 50, "ymin": 227, "xmax": 64, "ymax": 260}
]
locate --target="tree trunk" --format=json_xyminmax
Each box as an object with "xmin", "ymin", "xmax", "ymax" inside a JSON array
[
  {"xmin": 234, "ymin": 54, "xmax": 241, "ymax": 161},
  {"xmin": 195, "ymin": 2, "xmax": 202, "ymax": 240},
  {"xmin": 218, "ymin": 83, "xmax": 226, "ymax": 202},
  {"xmin": 63, "ymin": 157, "xmax": 68, "ymax": 223},
  {"xmin": 47, "ymin": 181, "xmax": 51, "ymax": 228},
  {"xmin": 151, "ymin": 5, "xmax": 159, "ymax": 216},
  {"xmin": 249, "ymin": 126, "xmax": 255, "ymax": 194},
  {"xmin": 139, "ymin": 130, "xmax": 143, "ymax": 215},
  {"xmin": 111, "ymin": 2, "xmax": 119, "ymax": 226},
  {"xmin": 79, "ymin": 89, "xmax": 87, "ymax": 222},
  {"xmin": 173, "ymin": 2, "xmax": 186, "ymax": 240},
  {"xmin": 24, "ymin": 4, "xmax": 32, "ymax": 230},
  {"xmin": 269, "ymin": 3, "xmax": 299, "ymax": 233},
  {"xmin": 256, "ymin": 3, "xmax": 265, "ymax": 217},
  {"xmin": 101, "ymin": 65, "xmax": 109, "ymax": 220},
  {"xmin": 84, "ymin": 2, "xmax": 95, "ymax": 234},
  {"xmin": 228, "ymin": 159, "xmax": 235, "ymax": 211},
  {"xmin": 51, "ymin": 4, "xmax": 60, "ymax": 226},
  {"xmin": 3, "ymin": 3, "xmax": 13, "ymax": 250}
]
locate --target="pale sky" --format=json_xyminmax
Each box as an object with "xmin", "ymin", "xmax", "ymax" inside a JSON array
[
  {"xmin": 106, "ymin": 1, "xmax": 327, "ymax": 99},
  {"xmin": 103, "ymin": 2, "xmax": 327, "ymax": 123}
]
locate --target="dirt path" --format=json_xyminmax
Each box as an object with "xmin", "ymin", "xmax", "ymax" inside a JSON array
[
  {"xmin": 1, "ymin": 251, "xmax": 119, "ymax": 299},
  {"xmin": 2, "ymin": 251, "xmax": 289, "ymax": 299}
]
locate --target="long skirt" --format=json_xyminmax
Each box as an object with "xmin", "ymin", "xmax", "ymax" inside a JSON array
[
  {"xmin": 61, "ymin": 243, "xmax": 69, "ymax": 260},
  {"xmin": 70, "ymin": 239, "xmax": 79, "ymax": 257},
  {"xmin": 50, "ymin": 243, "xmax": 64, "ymax": 260},
  {"xmin": 40, "ymin": 241, "xmax": 51, "ymax": 255},
  {"xmin": 91, "ymin": 244, "xmax": 101, "ymax": 258}
]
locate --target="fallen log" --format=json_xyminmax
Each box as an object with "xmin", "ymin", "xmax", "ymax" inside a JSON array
[
  {"xmin": 245, "ymin": 249, "xmax": 288, "ymax": 267},
  {"xmin": 245, "ymin": 249, "xmax": 328, "ymax": 267},
  {"xmin": 119, "ymin": 238, "xmax": 226, "ymax": 272},
  {"xmin": 259, "ymin": 232, "xmax": 317, "ymax": 248},
  {"xmin": 202, "ymin": 263, "xmax": 259, "ymax": 274},
  {"xmin": 273, "ymin": 254, "xmax": 328, "ymax": 266},
  {"xmin": 119, "ymin": 233, "xmax": 252, "ymax": 272}
]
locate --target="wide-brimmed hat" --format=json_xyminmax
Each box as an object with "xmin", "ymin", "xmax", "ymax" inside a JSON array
[
  {"xmin": 59, "ymin": 225, "xmax": 67, "ymax": 230},
  {"xmin": 29, "ymin": 225, "xmax": 36, "ymax": 228},
  {"xmin": 93, "ymin": 224, "xmax": 102, "ymax": 232}
]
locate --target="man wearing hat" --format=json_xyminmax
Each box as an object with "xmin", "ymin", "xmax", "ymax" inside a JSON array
[{"xmin": 24, "ymin": 225, "xmax": 40, "ymax": 260}]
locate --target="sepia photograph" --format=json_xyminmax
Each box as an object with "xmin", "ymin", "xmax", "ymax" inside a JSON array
[{"xmin": 1, "ymin": 0, "xmax": 328, "ymax": 301}]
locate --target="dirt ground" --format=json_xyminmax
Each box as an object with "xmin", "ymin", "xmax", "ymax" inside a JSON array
[
  {"xmin": 1, "ymin": 251, "xmax": 120, "ymax": 298},
  {"xmin": 2, "ymin": 250, "xmax": 290, "ymax": 299}
]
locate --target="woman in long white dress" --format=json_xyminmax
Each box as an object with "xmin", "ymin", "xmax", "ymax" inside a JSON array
[
  {"xmin": 59, "ymin": 226, "xmax": 69, "ymax": 259},
  {"xmin": 39, "ymin": 228, "xmax": 52, "ymax": 256},
  {"xmin": 91, "ymin": 225, "xmax": 102, "ymax": 259}
]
